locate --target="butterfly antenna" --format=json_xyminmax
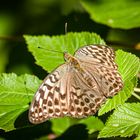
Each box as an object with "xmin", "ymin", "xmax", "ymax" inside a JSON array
[
  {"xmin": 65, "ymin": 22, "xmax": 68, "ymax": 35},
  {"xmin": 37, "ymin": 23, "xmax": 68, "ymax": 54},
  {"xmin": 64, "ymin": 22, "xmax": 68, "ymax": 52},
  {"xmin": 24, "ymin": 81, "xmax": 31, "ymax": 106},
  {"xmin": 38, "ymin": 46, "xmax": 63, "ymax": 54}
]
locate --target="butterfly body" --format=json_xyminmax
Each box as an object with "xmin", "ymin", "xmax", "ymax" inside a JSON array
[
  {"xmin": 29, "ymin": 45, "xmax": 123, "ymax": 124},
  {"xmin": 64, "ymin": 52, "xmax": 82, "ymax": 72},
  {"xmin": 64, "ymin": 52, "xmax": 97, "ymax": 92}
]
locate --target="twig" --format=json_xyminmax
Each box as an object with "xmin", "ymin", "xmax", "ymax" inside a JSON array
[
  {"xmin": 132, "ymin": 92, "xmax": 140, "ymax": 100},
  {"xmin": 0, "ymin": 35, "xmax": 24, "ymax": 42},
  {"xmin": 134, "ymin": 88, "xmax": 140, "ymax": 93}
]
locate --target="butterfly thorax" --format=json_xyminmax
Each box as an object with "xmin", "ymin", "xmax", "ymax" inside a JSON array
[
  {"xmin": 64, "ymin": 52, "xmax": 82, "ymax": 71},
  {"xmin": 64, "ymin": 52, "xmax": 99, "ymax": 89}
]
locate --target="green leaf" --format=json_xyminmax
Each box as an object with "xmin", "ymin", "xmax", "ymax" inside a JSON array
[
  {"xmin": 134, "ymin": 135, "xmax": 140, "ymax": 140},
  {"xmin": 24, "ymin": 32, "xmax": 105, "ymax": 72},
  {"xmin": 0, "ymin": 73, "xmax": 41, "ymax": 131},
  {"xmin": 78, "ymin": 116, "xmax": 104, "ymax": 134},
  {"xmin": 98, "ymin": 103, "xmax": 140, "ymax": 138},
  {"xmin": 51, "ymin": 117, "xmax": 77, "ymax": 135},
  {"xmin": 51, "ymin": 116, "xmax": 104, "ymax": 135},
  {"xmin": 98, "ymin": 50, "xmax": 140, "ymax": 115},
  {"xmin": 116, "ymin": 50, "xmax": 140, "ymax": 82},
  {"xmin": 81, "ymin": 0, "xmax": 140, "ymax": 29}
]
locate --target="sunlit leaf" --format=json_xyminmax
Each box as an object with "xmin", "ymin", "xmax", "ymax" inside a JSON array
[
  {"xmin": 99, "ymin": 103, "xmax": 140, "ymax": 138},
  {"xmin": 24, "ymin": 32, "xmax": 105, "ymax": 72},
  {"xmin": 0, "ymin": 73, "xmax": 41, "ymax": 131}
]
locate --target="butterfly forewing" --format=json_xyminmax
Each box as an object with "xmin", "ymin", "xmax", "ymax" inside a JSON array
[
  {"xmin": 29, "ymin": 44, "xmax": 123, "ymax": 124},
  {"xmin": 75, "ymin": 45, "xmax": 117, "ymax": 69},
  {"xmin": 29, "ymin": 64, "xmax": 69, "ymax": 124},
  {"xmin": 74, "ymin": 45, "xmax": 123, "ymax": 97}
]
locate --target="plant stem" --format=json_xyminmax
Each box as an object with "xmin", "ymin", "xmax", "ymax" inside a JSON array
[
  {"xmin": 132, "ymin": 92, "xmax": 140, "ymax": 100},
  {"xmin": 134, "ymin": 88, "xmax": 140, "ymax": 93}
]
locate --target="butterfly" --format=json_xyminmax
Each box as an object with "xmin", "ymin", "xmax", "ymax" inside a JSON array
[{"xmin": 29, "ymin": 44, "xmax": 123, "ymax": 124}]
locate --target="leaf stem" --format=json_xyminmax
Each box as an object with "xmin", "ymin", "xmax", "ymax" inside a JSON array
[
  {"xmin": 132, "ymin": 92, "xmax": 140, "ymax": 100},
  {"xmin": 134, "ymin": 88, "xmax": 140, "ymax": 93}
]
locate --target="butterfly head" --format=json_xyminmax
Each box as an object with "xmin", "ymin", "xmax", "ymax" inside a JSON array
[
  {"xmin": 64, "ymin": 52, "xmax": 72, "ymax": 62},
  {"xmin": 64, "ymin": 52, "xmax": 81, "ymax": 70}
]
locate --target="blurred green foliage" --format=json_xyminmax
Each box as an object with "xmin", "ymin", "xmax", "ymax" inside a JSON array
[
  {"xmin": 0, "ymin": 0, "xmax": 140, "ymax": 140},
  {"xmin": 82, "ymin": 0, "xmax": 140, "ymax": 29}
]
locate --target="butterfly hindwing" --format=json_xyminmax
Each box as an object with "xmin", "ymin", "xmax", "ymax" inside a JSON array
[{"xmin": 69, "ymin": 71, "xmax": 106, "ymax": 118}]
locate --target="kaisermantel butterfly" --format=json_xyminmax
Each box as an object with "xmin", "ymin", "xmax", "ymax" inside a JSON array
[{"xmin": 29, "ymin": 44, "xmax": 123, "ymax": 124}]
